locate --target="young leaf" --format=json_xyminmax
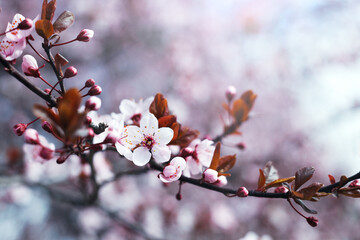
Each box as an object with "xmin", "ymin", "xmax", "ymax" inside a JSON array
[
  {"xmin": 297, "ymin": 182, "xmax": 324, "ymax": 200},
  {"xmin": 169, "ymin": 126, "xmax": 199, "ymax": 148},
  {"xmin": 217, "ymin": 154, "xmax": 236, "ymax": 174},
  {"xmin": 263, "ymin": 161, "xmax": 279, "ymax": 184},
  {"xmin": 150, "ymin": 93, "xmax": 169, "ymax": 119},
  {"xmin": 158, "ymin": 115, "xmax": 177, "ymax": 128},
  {"xmin": 339, "ymin": 175, "xmax": 348, "ymax": 188},
  {"xmin": 35, "ymin": 19, "xmax": 54, "ymax": 39},
  {"xmin": 294, "ymin": 167, "xmax": 315, "ymax": 191},
  {"xmin": 263, "ymin": 176, "xmax": 295, "ymax": 190},
  {"xmin": 209, "ymin": 142, "xmax": 221, "ymax": 170},
  {"xmin": 53, "ymin": 11, "xmax": 75, "ymax": 33},
  {"xmin": 241, "ymin": 90, "xmax": 257, "ymax": 111},
  {"xmin": 231, "ymin": 99, "xmax": 249, "ymax": 124},
  {"xmin": 328, "ymin": 174, "xmax": 336, "ymax": 184},
  {"xmin": 54, "ymin": 53, "xmax": 69, "ymax": 72},
  {"xmin": 257, "ymin": 169, "xmax": 266, "ymax": 190}
]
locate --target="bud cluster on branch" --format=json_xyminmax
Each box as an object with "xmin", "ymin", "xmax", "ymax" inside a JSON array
[{"xmin": 0, "ymin": 0, "xmax": 360, "ymax": 233}]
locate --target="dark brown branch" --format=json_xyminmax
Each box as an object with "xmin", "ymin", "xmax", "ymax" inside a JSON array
[
  {"xmin": 149, "ymin": 160, "xmax": 360, "ymax": 199},
  {"xmin": 43, "ymin": 43, "xmax": 65, "ymax": 93},
  {"xmin": 0, "ymin": 54, "xmax": 57, "ymax": 107}
]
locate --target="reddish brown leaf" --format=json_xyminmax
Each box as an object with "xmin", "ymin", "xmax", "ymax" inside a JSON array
[
  {"xmin": 257, "ymin": 169, "xmax": 266, "ymax": 190},
  {"xmin": 170, "ymin": 122, "xmax": 180, "ymax": 141},
  {"xmin": 231, "ymin": 99, "xmax": 249, "ymax": 124},
  {"xmin": 53, "ymin": 11, "xmax": 74, "ymax": 33},
  {"xmin": 209, "ymin": 142, "xmax": 221, "ymax": 170},
  {"xmin": 294, "ymin": 167, "xmax": 315, "ymax": 191},
  {"xmin": 297, "ymin": 182, "xmax": 324, "ymax": 200},
  {"xmin": 35, "ymin": 19, "xmax": 54, "ymax": 39},
  {"xmin": 241, "ymin": 90, "xmax": 257, "ymax": 111},
  {"xmin": 263, "ymin": 176, "xmax": 295, "ymax": 190},
  {"xmin": 328, "ymin": 174, "xmax": 336, "ymax": 184},
  {"xmin": 46, "ymin": 0, "xmax": 56, "ymax": 21},
  {"xmin": 158, "ymin": 115, "xmax": 177, "ymax": 128},
  {"xmin": 217, "ymin": 154, "xmax": 236, "ymax": 174},
  {"xmin": 54, "ymin": 53, "xmax": 68, "ymax": 72},
  {"xmin": 150, "ymin": 93, "xmax": 169, "ymax": 119},
  {"xmin": 58, "ymin": 88, "xmax": 81, "ymax": 131},
  {"xmin": 222, "ymin": 102, "xmax": 231, "ymax": 114},
  {"xmin": 169, "ymin": 126, "xmax": 199, "ymax": 148},
  {"xmin": 339, "ymin": 175, "xmax": 348, "ymax": 188}
]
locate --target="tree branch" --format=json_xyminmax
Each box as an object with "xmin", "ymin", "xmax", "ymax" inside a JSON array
[{"xmin": 0, "ymin": 54, "xmax": 57, "ymax": 107}]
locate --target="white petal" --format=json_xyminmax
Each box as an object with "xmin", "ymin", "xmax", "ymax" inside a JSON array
[
  {"xmin": 140, "ymin": 113, "xmax": 158, "ymax": 135},
  {"xmin": 187, "ymin": 157, "xmax": 202, "ymax": 175},
  {"xmin": 140, "ymin": 97, "xmax": 154, "ymax": 112},
  {"xmin": 158, "ymin": 174, "xmax": 172, "ymax": 183},
  {"xmin": 125, "ymin": 126, "xmax": 142, "ymax": 147},
  {"xmin": 163, "ymin": 165, "xmax": 176, "ymax": 177},
  {"xmin": 170, "ymin": 157, "xmax": 186, "ymax": 170},
  {"xmin": 152, "ymin": 145, "xmax": 171, "ymax": 163},
  {"xmin": 115, "ymin": 142, "xmax": 133, "ymax": 160},
  {"xmin": 119, "ymin": 99, "xmax": 136, "ymax": 120},
  {"xmin": 154, "ymin": 127, "xmax": 174, "ymax": 145},
  {"xmin": 132, "ymin": 147, "xmax": 151, "ymax": 166}
]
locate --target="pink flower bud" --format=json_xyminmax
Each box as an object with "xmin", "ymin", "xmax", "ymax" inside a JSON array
[
  {"xmin": 13, "ymin": 123, "xmax": 27, "ymax": 136},
  {"xmin": 225, "ymin": 85, "xmax": 237, "ymax": 102},
  {"xmin": 85, "ymin": 78, "xmax": 95, "ymax": 87},
  {"xmin": 85, "ymin": 96, "xmax": 102, "ymax": 111},
  {"xmin": 203, "ymin": 168, "xmax": 218, "ymax": 184},
  {"xmin": 22, "ymin": 55, "xmax": 40, "ymax": 77},
  {"xmin": 274, "ymin": 186, "xmax": 288, "ymax": 193},
  {"xmin": 76, "ymin": 29, "xmax": 94, "ymax": 42},
  {"xmin": 39, "ymin": 147, "xmax": 54, "ymax": 160},
  {"xmin": 18, "ymin": 18, "xmax": 33, "ymax": 30},
  {"xmin": 85, "ymin": 116, "xmax": 92, "ymax": 125},
  {"xmin": 41, "ymin": 121, "xmax": 53, "ymax": 133},
  {"xmin": 24, "ymin": 129, "xmax": 39, "ymax": 144},
  {"xmin": 44, "ymin": 89, "xmax": 51, "ymax": 94},
  {"xmin": 349, "ymin": 179, "xmax": 360, "ymax": 188},
  {"xmin": 64, "ymin": 66, "xmax": 78, "ymax": 78},
  {"xmin": 88, "ymin": 85, "xmax": 102, "ymax": 96},
  {"xmin": 214, "ymin": 175, "xmax": 228, "ymax": 187},
  {"xmin": 306, "ymin": 216, "xmax": 319, "ymax": 227},
  {"xmin": 236, "ymin": 187, "xmax": 249, "ymax": 197}
]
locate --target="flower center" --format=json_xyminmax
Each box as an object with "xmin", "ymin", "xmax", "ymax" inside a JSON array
[{"xmin": 142, "ymin": 135, "xmax": 155, "ymax": 149}]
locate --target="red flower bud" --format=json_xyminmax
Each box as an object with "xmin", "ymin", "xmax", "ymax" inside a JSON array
[
  {"xmin": 180, "ymin": 147, "xmax": 193, "ymax": 158},
  {"xmin": 18, "ymin": 18, "xmax": 33, "ymax": 30},
  {"xmin": 41, "ymin": 121, "xmax": 53, "ymax": 133},
  {"xmin": 349, "ymin": 179, "xmax": 360, "ymax": 188},
  {"xmin": 236, "ymin": 187, "xmax": 249, "ymax": 197},
  {"xmin": 13, "ymin": 123, "xmax": 27, "ymax": 136},
  {"xmin": 44, "ymin": 88, "xmax": 51, "ymax": 94},
  {"xmin": 87, "ymin": 128, "xmax": 94, "ymax": 139},
  {"xmin": 274, "ymin": 186, "xmax": 288, "ymax": 194},
  {"xmin": 176, "ymin": 193, "xmax": 182, "ymax": 201},
  {"xmin": 85, "ymin": 78, "xmax": 95, "ymax": 88},
  {"xmin": 64, "ymin": 66, "xmax": 78, "ymax": 78},
  {"xmin": 76, "ymin": 29, "xmax": 94, "ymax": 42},
  {"xmin": 88, "ymin": 85, "xmax": 102, "ymax": 96},
  {"xmin": 306, "ymin": 216, "xmax": 319, "ymax": 227}
]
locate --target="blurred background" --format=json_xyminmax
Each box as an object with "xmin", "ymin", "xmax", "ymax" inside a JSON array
[{"xmin": 1, "ymin": 0, "xmax": 360, "ymax": 239}]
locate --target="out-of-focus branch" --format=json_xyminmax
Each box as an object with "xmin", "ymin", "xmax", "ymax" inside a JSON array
[{"xmin": 0, "ymin": 54, "xmax": 57, "ymax": 107}]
